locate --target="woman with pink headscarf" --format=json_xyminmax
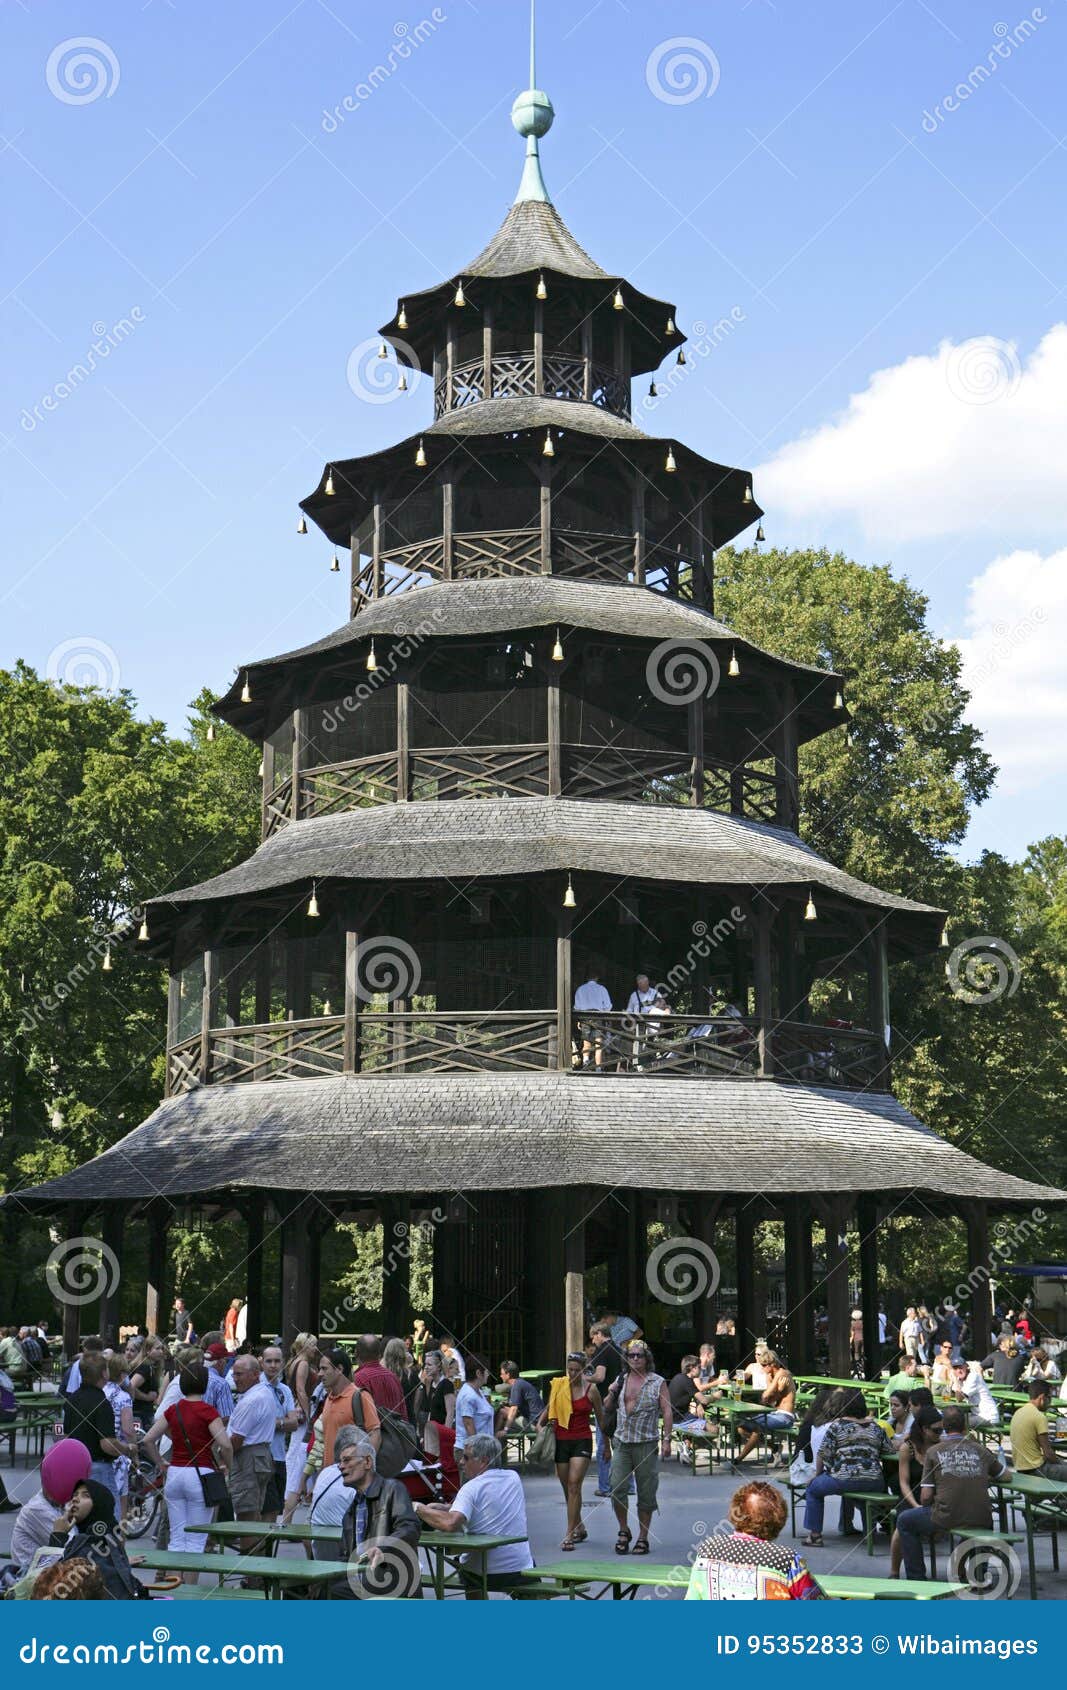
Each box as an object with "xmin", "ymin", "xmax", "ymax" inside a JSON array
[{"xmin": 7, "ymin": 1439, "xmax": 91, "ymax": 1578}]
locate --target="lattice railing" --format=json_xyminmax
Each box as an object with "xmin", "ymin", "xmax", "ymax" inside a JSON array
[
  {"xmin": 703, "ymin": 759, "xmax": 782, "ymax": 824},
  {"xmin": 166, "ymin": 1035, "xmax": 202, "ymax": 1097},
  {"xmin": 358, "ymin": 1011, "xmax": 556, "ymax": 1074},
  {"xmin": 453, "ymin": 529, "xmax": 543, "ymax": 578},
  {"xmin": 433, "ymin": 352, "xmax": 630, "ymax": 418},
  {"xmin": 554, "ymin": 529, "xmax": 636, "ymax": 582},
  {"xmin": 207, "ymin": 1016, "xmax": 346, "ymax": 1085},
  {"xmin": 572, "ymin": 1012, "xmax": 888, "ymax": 1088},
  {"xmin": 562, "ymin": 744, "xmax": 693, "ymax": 805},
  {"xmin": 299, "ymin": 754, "xmax": 399, "ymax": 817},
  {"xmin": 410, "ymin": 744, "xmax": 550, "ymax": 802},
  {"xmin": 263, "ymin": 776, "xmax": 294, "ymax": 839}
]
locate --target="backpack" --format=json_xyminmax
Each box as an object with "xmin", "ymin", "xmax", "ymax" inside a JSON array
[{"xmin": 349, "ymin": 1388, "xmax": 421, "ymax": 1479}]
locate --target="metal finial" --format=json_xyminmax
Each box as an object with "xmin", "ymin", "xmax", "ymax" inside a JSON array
[{"xmin": 511, "ymin": 0, "xmax": 554, "ymax": 203}]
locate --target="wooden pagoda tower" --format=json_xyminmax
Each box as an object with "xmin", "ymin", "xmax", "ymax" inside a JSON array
[{"xmin": 17, "ymin": 29, "xmax": 1061, "ymax": 1373}]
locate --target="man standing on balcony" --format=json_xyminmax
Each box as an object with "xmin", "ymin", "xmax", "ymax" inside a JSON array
[
  {"xmin": 573, "ymin": 970, "xmax": 612, "ymax": 1071},
  {"xmin": 625, "ymin": 973, "xmax": 658, "ymax": 1071}
]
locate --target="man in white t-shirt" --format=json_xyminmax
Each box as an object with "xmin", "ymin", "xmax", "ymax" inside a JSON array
[
  {"xmin": 413, "ymin": 1433, "xmax": 532, "ymax": 1598},
  {"xmin": 951, "ymin": 1361, "xmax": 999, "ymax": 1428},
  {"xmin": 573, "ymin": 972, "xmax": 612, "ymax": 1071},
  {"xmin": 308, "ymin": 1461, "xmax": 355, "ymax": 1558}
]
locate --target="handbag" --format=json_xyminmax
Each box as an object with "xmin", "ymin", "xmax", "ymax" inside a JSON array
[
  {"xmin": 174, "ymin": 1402, "xmax": 229, "ymax": 1507},
  {"xmin": 789, "ymin": 1452, "xmax": 816, "ymax": 1487},
  {"xmin": 523, "ymin": 1423, "xmax": 557, "ymax": 1473}
]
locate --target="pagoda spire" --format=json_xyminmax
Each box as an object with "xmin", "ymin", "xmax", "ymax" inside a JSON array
[{"xmin": 511, "ymin": 0, "xmax": 555, "ymax": 204}]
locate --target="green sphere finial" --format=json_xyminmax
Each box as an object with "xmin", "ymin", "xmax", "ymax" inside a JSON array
[
  {"xmin": 512, "ymin": 2, "xmax": 553, "ymax": 202},
  {"xmin": 511, "ymin": 87, "xmax": 554, "ymax": 141}
]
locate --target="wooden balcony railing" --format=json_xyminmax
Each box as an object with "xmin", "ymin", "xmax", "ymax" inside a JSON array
[
  {"xmin": 262, "ymin": 744, "xmax": 793, "ymax": 835},
  {"xmin": 359, "ymin": 528, "xmax": 700, "ymax": 602},
  {"xmin": 433, "ymin": 353, "xmax": 630, "ymax": 420},
  {"xmin": 166, "ymin": 1010, "xmax": 889, "ymax": 1094}
]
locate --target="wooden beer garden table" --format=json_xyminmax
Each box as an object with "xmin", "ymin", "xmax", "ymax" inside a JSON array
[
  {"xmin": 200, "ymin": 1518, "xmax": 527, "ymax": 1598},
  {"xmin": 136, "ymin": 1549, "xmax": 354, "ymax": 1599},
  {"xmin": 521, "ymin": 1560, "xmax": 688, "ymax": 1599},
  {"xmin": 203, "ymin": 1520, "xmax": 340, "ymax": 1556},
  {"xmin": 992, "ymin": 1471, "xmax": 1067, "ymax": 1599},
  {"xmin": 817, "ymin": 1574, "xmax": 965, "ymax": 1600}
]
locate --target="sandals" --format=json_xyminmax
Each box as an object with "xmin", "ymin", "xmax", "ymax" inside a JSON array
[
  {"xmin": 614, "ymin": 1528, "xmax": 632, "ymax": 1556},
  {"xmin": 573, "ymin": 1523, "xmax": 588, "ymax": 1543},
  {"xmin": 632, "ymin": 1538, "xmax": 650, "ymax": 1555},
  {"xmin": 800, "ymin": 1533, "xmax": 823, "ymax": 1548},
  {"xmin": 561, "ymin": 1535, "xmax": 577, "ymax": 1551}
]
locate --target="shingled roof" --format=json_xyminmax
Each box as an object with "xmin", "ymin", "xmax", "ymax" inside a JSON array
[
  {"xmin": 138, "ymin": 798, "xmax": 942, "ymax": 954},
  {"xmin": 212, "ymin": 578, "xmax": 843, "ymax": 738},
  {"xmin": 8, "ymin": 1074, "xmax": 1057, "ymax": 1209}
]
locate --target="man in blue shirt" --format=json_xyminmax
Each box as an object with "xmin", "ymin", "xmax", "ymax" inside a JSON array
[{"xmin": 496, "ymin": 1362, "xmax": 545, "ymax": 1435}]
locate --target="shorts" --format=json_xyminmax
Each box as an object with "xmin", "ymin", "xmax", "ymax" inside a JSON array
[
  {"xmin": 738, "ymin": 1410, "xmax": 795, "ymax": 1432},
  {"xmin": 554, "ymin": 1438, "xmax": 593, "ymax": 1463},
  {"xmin": 609, "ymin": 1439, "xmax": 660, "ymax": 1515},
  {"xmin": 229, "ymin": 1443, "xmax": 273, "ymax": 1515}
]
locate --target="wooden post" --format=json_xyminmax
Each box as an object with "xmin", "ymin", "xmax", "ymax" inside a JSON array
[
  {"xmin": 164, "ymin": 971, "xmax": 180, "ymax": 1099},
  {"xmin": 344, "ymin": 928, "xmax": 361, "ymax": 1072},
  {"xmin": 691, "ymin": 1195, "xmax": 723, "ymax": 1347},
  {"xmin": 820, "ymin": 1198, "xmax": 852, "ymax": 1377},
  {"xmin": 965, "ymin": 1202, "xmax": 992, "ymax": 1360},
  {"xmin": 145, "ymin": 1204, "xmax": 168, "ymax": 1338},
  {"xmin": 482, "ymin": 301, "xmax": 493, "ymax": 399},
  {"xmin": 533, "ymin": 297, "xmax": 544, "ymax": 393},
  {"xmin": 442, "ymin": 477, "xmax": 454, "ymax": 581},
  {"xmin": 199, "ymin": 948, "xmax": 217, "ymax": 1085},
  {"xmin": 752, "ymin": 905, "xmax": 774, "ymax": 1077},
  {"xmin": 350, "ymin": 522, "xmax": 361, "ymax": 617},
  {"xmin": 556, "ymin": 895, "xmax": 572, "ymax": 1071},
  {"xmin": 380, "ymin": 1198, "xmax": 411, "ymax": 1339},
  {"xmin": 691, "ymin": 501, "xmax": 707, "ymax": 609},
  {"xmin": 445, "ymin": 321, "xmax": 455, "ymax": 412},
  {"xmin": 539, "ymin": 460, "xmax": 552, "ymax": 573},
  {"xmin": 631, "ymin": 478, "xmax": 645, "ymax": 585},
  {"xmin": 735, "ymin": 1205, "xmax": 758, "ymax": 1366},
  {"xmin": 867, "ymin": 921, "xmax": 891, "ymax": 1086},
  {"xmin": 98, "ymin": 1209, "xmax": 124, "ymax": 1346},
  {"xmin": 60, "ymin": 1206, "xmax": 89, "ymax": 1363},
  {"xmin": 290, "ymin": 706, "xmax": 303, "ymax": 822},
  {"xmin": 396, "ymin": 682, "xmax": 410, "ymax": 802},
  {"xmin": 244, "ymin": 1199, "xmax": 264, "ymax": 1348},
  {"xmin": 371, "ymin": 499, "xmax": 383, "ymax": 599},
  {"xmin": 547, "ymin": 671, "xmax": 561, "ymax": 796},
  {"xmin": 279, "ymin": 1196, "xmax": 315, "ymax": 1351},
  {"xmin": 783, "ymin": 1197, "xmax": 814, "ymax": 1373},
  {"xmin": 857, "ymin": 1197, "xmax": 881, "ymax": 1380},
  {"xmin": 689, "ymin": 696, "xmax": 704, "ymax": 808},
  {"xmin": 776, "ymin": 682, "xmax": 799, "ymax": 830},
  {"xmin": 564, "ymin": 1204, "xmax": 586, "ymax": 1357},
  {"xmin": 580, "ymin": 312, "xmax": 592, "ymax": 401}
]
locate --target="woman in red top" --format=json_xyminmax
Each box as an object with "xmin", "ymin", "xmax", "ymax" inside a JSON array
[
  {"xmin": 538, "ymin": 1352, "xmax": 606, "ymax": 1550},
  {"xmin": 143, "ymin": 1361, "xmax": 232, "ymax": 1574}
]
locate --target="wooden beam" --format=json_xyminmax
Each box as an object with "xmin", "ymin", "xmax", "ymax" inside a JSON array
[
  {"xmin": 344, "ymin": 928, "xmax": 361, "ymax": 1072},
  {"xmin": 380, "ymin": 1197, "xmax": 411, "ymax": 1339},
  {"xmin": 199, "ymin": 948, "xmax": 217, "ymax": 1085},
  {"xmin": 783, "ymin": 1196, "xmax": 814, "ymax": 1373},
  {"xmin": 688, "ymin": 696, "xmax": 704, "ymax": 808},
  {"xmin": 556, "ymin": 895, "xmax": 572, "ymax": 1071},
  {"xmin": 690, "ymin": 1195, "xmax": 723, "ymax": 1348},
  {"xmin": 964, "ymin": 1201, "xmax": 992, "ymax": 1360},
  {"xmin": 631, "ymin": 477, "xmax": 645, "ymax": 585},
  {"xmin": 533, "ymin": 297, "xmax": 544, "ymax": 393},
  {"xmin": 539, "ymin": 460, "xmax": 552, "ymax": 573},
  {"xmin": 145, "ymin": 1204, "xmax": 168, "ymax": 1338},
  {"xmin": 752, "ymin": 905, "xmax": 774, "ymax": 1076},
  {"xmin": 546, "ymin": 672, "xmax": 561, "ymax": 796},
  {"xmin": 290, "ymin": 705, "xmax": 303, "ymax": 822},
  {"xmin": 857, "ymin": 1197, "xmax": 881, "ymax": 1380},
  {"xmin": 279, "ymin": 1196, "xmax": 316, "ymax": 1350},
  {"xmin": 441, "ymin": 476, "xmax": 454, "ymax": 580},
  {"xmin": 735, "ymin": 1204, "xmax": 758, "ymax": 1366},
  {"xmin": 243, "ymin": 1198, "xmax": 265, "ymax": 1348},
  {"xmin": 99, "ymin": 1209, "xmax": 124, "ymax": 1346},
  {"xmin": 482, "ymin": 300, "xmax": 493, "ymax": 399},
  {"xmin": 867, "ymin": 921, "xmax": 891, "ymax": 1086},
  {"xmin": 819, "ymin": 1197, "xmax": 853, "ymax": 1377},
  {"xmin": 396, "ymin": 682, "xmax": 410, "ymax": 802}
]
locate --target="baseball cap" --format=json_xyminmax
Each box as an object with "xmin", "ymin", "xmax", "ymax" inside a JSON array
[{"xmin": 204, "ymin": 1342, "xmax": 227, "ymax": 1360}]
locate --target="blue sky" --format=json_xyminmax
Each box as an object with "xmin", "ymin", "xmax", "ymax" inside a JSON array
[{"xmin": 3, "ymin": 0, "xmax": 1064, "ymax": 861}]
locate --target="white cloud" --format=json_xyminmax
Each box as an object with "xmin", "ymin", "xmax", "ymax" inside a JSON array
[
  {"xmin": 758, "ymin": 325, "xmax": 1067, "ymax": 546},
  {"xmin": 953, "ymin": 547, "xmax": 1067, "ymax": 798}
]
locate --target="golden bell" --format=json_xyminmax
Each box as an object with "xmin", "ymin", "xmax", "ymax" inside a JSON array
[
  {"xmin": 536, "ymin": 273, "xmax": 547, "ymax": 300},
  {"xmin": 398, "ymin": 304, "xmax": 408, "ymax": 329},
  {"xmin": 665, "ymin": 447, "xmax": 677, "ymax": 473},
  {"xmin": 102, "ymin": 945, "xmax": 112, "ymax": 972},
  {"xmin": 941, "ymin": 923, "xmax": 950, "ymax": 949},
  {"xmin": 138, "ymin": 916, "xmax": 149, "ymax": 942},
  {"xmin": 415, "ymin": 439, "xmax": 427, "ymax": 468},
  {"xmin": 377, "ymin": 342, "xmax": 388, "ymax": 360},
  {"xmin": 804, "ymin": 891, "xmax": 818, "ymax": 922},
  {"xmin": 307, "ymin": 886, "xmax": 320, "ymax": 919},
  {"xmin": 322, "ymin": 998, "xmax": 333, "ymax": 1017},
  {"xmin": 755, "ymin": 524, "xmax": 766, "ymax": 543},
  {"xmin": 563, "ymin": 876, "xmax": 576, "ymax": 909},
  {"xmin": 649, "ymin": 380, "xmax": 658, "ymax": 398},
  {"xmin": 454, "ymin": 280, "xmax": 466, "ymax": 307},
  {"xmin": 258, "ymin": 758, "xmax": 265, "ymax": 777},
  {"xmin": 206, "ymin": 722, "xmax": 216, "ymax": 742},
  {"xmin": 666, "ymin": 316, "xmax": 676, "ymax": 336},
  {"xmin": 542, "ymin": 430, "xmax": 555, "ymax": 457},
  {"xmin": 834, "ymin": 689, "xmax": 844, "ymax": 710},
  {"xmin": 677, "ymin": 349, "xmax": 687, "ymax": 367},
  {"xmin": 742, "ymin": 483, "xmax": 754, "ymax": 505},
  {"xmin": 325, "ymin": 469, "xmax": 335, "ymax": 496},
  {"xmin": 240, "ymin": 675, "xmax": 251, "ymax": 703},
  {"xmin": 552, "ymin": 628, "xmax": 564, "ymax": 662},
  {"xmin": 297, "ymin": 515, "xmax": 307, "ymax": 534},
  {"xmin": 367, "ymin": 642, "xmax": 378, "ymax": 674},
  {"xmin": 330, "ymin": 555, "xmax": 341, "ymax": 574},
  {"xmin": 398, "ymin": 371, "xmax": 408, "ymax": 392},
  {"xmin": 613, "ymin": 287, "xmax": 624, "ymax": 311},
  {"xmin": 728, "ymin": 650, "xmax": 740, "ymax": 678}
]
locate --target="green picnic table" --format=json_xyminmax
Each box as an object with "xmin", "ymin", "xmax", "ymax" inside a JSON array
[
  {"xmin": 153, "ymin": 1585, "xmax": 266, "ymax": 1601},
  {"xmin": 203, "ymin": 1519, "xmax": 341, "ymax": 1556},
  {"xmin": 674, "ymin": 1428, "xmax": 718, "ymax": 1476},
  {"xmin": 993, "ymin": 1471, "xmax": 1067, "ymax": 1599},
  {"xmin": 201, "ymin": 1518, "xmax": 525, "ymax": 1599},
  {"xmin": 419, "ymin": 1529, "xmax": 528, "ymax": 1600},
  {"xmin": 519, "ymin": 1369, "xmax": 556, "ymax": 1387},
  {"xmin": 522, "ymin": 1560, "xmax": 688, "ymax": 1600},
  {"xmin": 817, "ymin": 1574, "xmax": 965, "ymax": 1600},
  {"xmin": 136, "ymin": 1549, "xmax": 354, "ymax": 1599},
  {"xmin": 4, "ymin": 1412, "xmax": 54, "ymax": 1465}
]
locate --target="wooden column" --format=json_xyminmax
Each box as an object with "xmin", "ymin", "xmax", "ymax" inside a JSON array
[
  {"xmin": 145, "ymin": 1204, "xmax": 168, "ymax": 1337},
  {"xmin": 735, "ymin": 1205, "xmax": 758, "ymax": 1366},
  {"xmin": 199, "ymin": 948, "xmax": 217, "ymax": 1085},
  {"xmin": 821, "ymin": 1198, "xmax": 852, "ymax": 1377},
  {"xmin": 244, "ymin": 1199, "xmax": 265, "ymax": 1348},
  {"xmin": 783, "ymin": 1196, "xmax": 814, "ymax": 1373},
  {"xmin": 752, "ymin": 904, "xmax": 774, "ymax": 1076},
  {"xmin": 445, "ymin": 322, "xmax": 455, "ymax": 411},
  {"xmin": 380, "ymin": 1197, "xmax": 411, "ymax": 1339},
  {"xmin": 776, "ymin": 681, "xmax": 799, "ymax": 830},
  {"xmin": 691, "ymin": 500, "xmax": 707, "ymax": 609},
  {"xmin": 350, "ymin": 521, "xmax": 361, "ymax": 616},
  {"xmin": 431, "ymin": 1204, "xmax": 465, "ymax": 1344},
  {"xmin": 396, "ymin": 683, "xmax": 410, "ymax": 802},
  {"xmin": 965, "ymin": 1202, "xmax": 992, "ymax": 1360},
  {"xmin": 533, "ymin": 298, "xmax": 544, "ymax": 393},
  {"xmin": 164, "ymin": 971, "xmax": 180, "ymax": 1099},
  {"xmin": 98, "ymin": 1209, "xmax": 125, "ymax": 1345},
  {"xmin": 344, "ymin": 925, "xmax": 361, "ymax": 1073},
  {"xmin": 691, "ymin": 1195, "xmax": 723, "ymax": 1347},
  {"xmin": 482, "ymin": 302, "xmax": 493, "ymax": 398},
  {"xmin": 441, "ymin": 477, "xmax": 454, "ymax": 580},
  {"xmin": 60, "ymin": 1206, "xmax": 89, "ymax": 1362},
  {"xmin": 580, "ymin": 312, "xmax": 592, "ymax": 401},
  {"xmin": 535, "ymin": 1188, "xmax": 587, "ymax": 1360},
  {"xmin": 688, "ymin": 696, "xmax": 704, "ymax": 808},
  {"xmin": 539, "ymin": 460, "xmax": 552, "ymax": 573},
  {"xmin": 556, "ymin": 896, "xmax": 572, "ymax": 1071},
  {"xmin": 857, "ymin": 1197, "xmax": 881, "ymax": 1380},
  {"xmin": 547, "ymin": 670, "xmax": 561, "ymax": 796},
  {"xmin": 867, "ymin": 922, "xmax": 891, "ymax": 1086},
  {"xmin": 631, "ymin": 478, "xmax": 645, "ymax": 585},
  {"xmin": 279, "ymin": 1196, "xmax": 316, "ymax": 1350},
  {"xmin": 290, "ymin": 705, "xmax": 303, "ymax": 821},
  {"xmin": 371, "ymin": 499, "xmax": 383, "ymax": 600}
]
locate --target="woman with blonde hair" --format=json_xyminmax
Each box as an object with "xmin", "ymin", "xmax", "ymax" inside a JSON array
[
  {"xmin": 280, "ymin": 1332, "xmax": 319, "ymax": 1523},
  {"xmin": 383, "ymin": 1336, "xmax": 420, "ymax": 1422}
]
